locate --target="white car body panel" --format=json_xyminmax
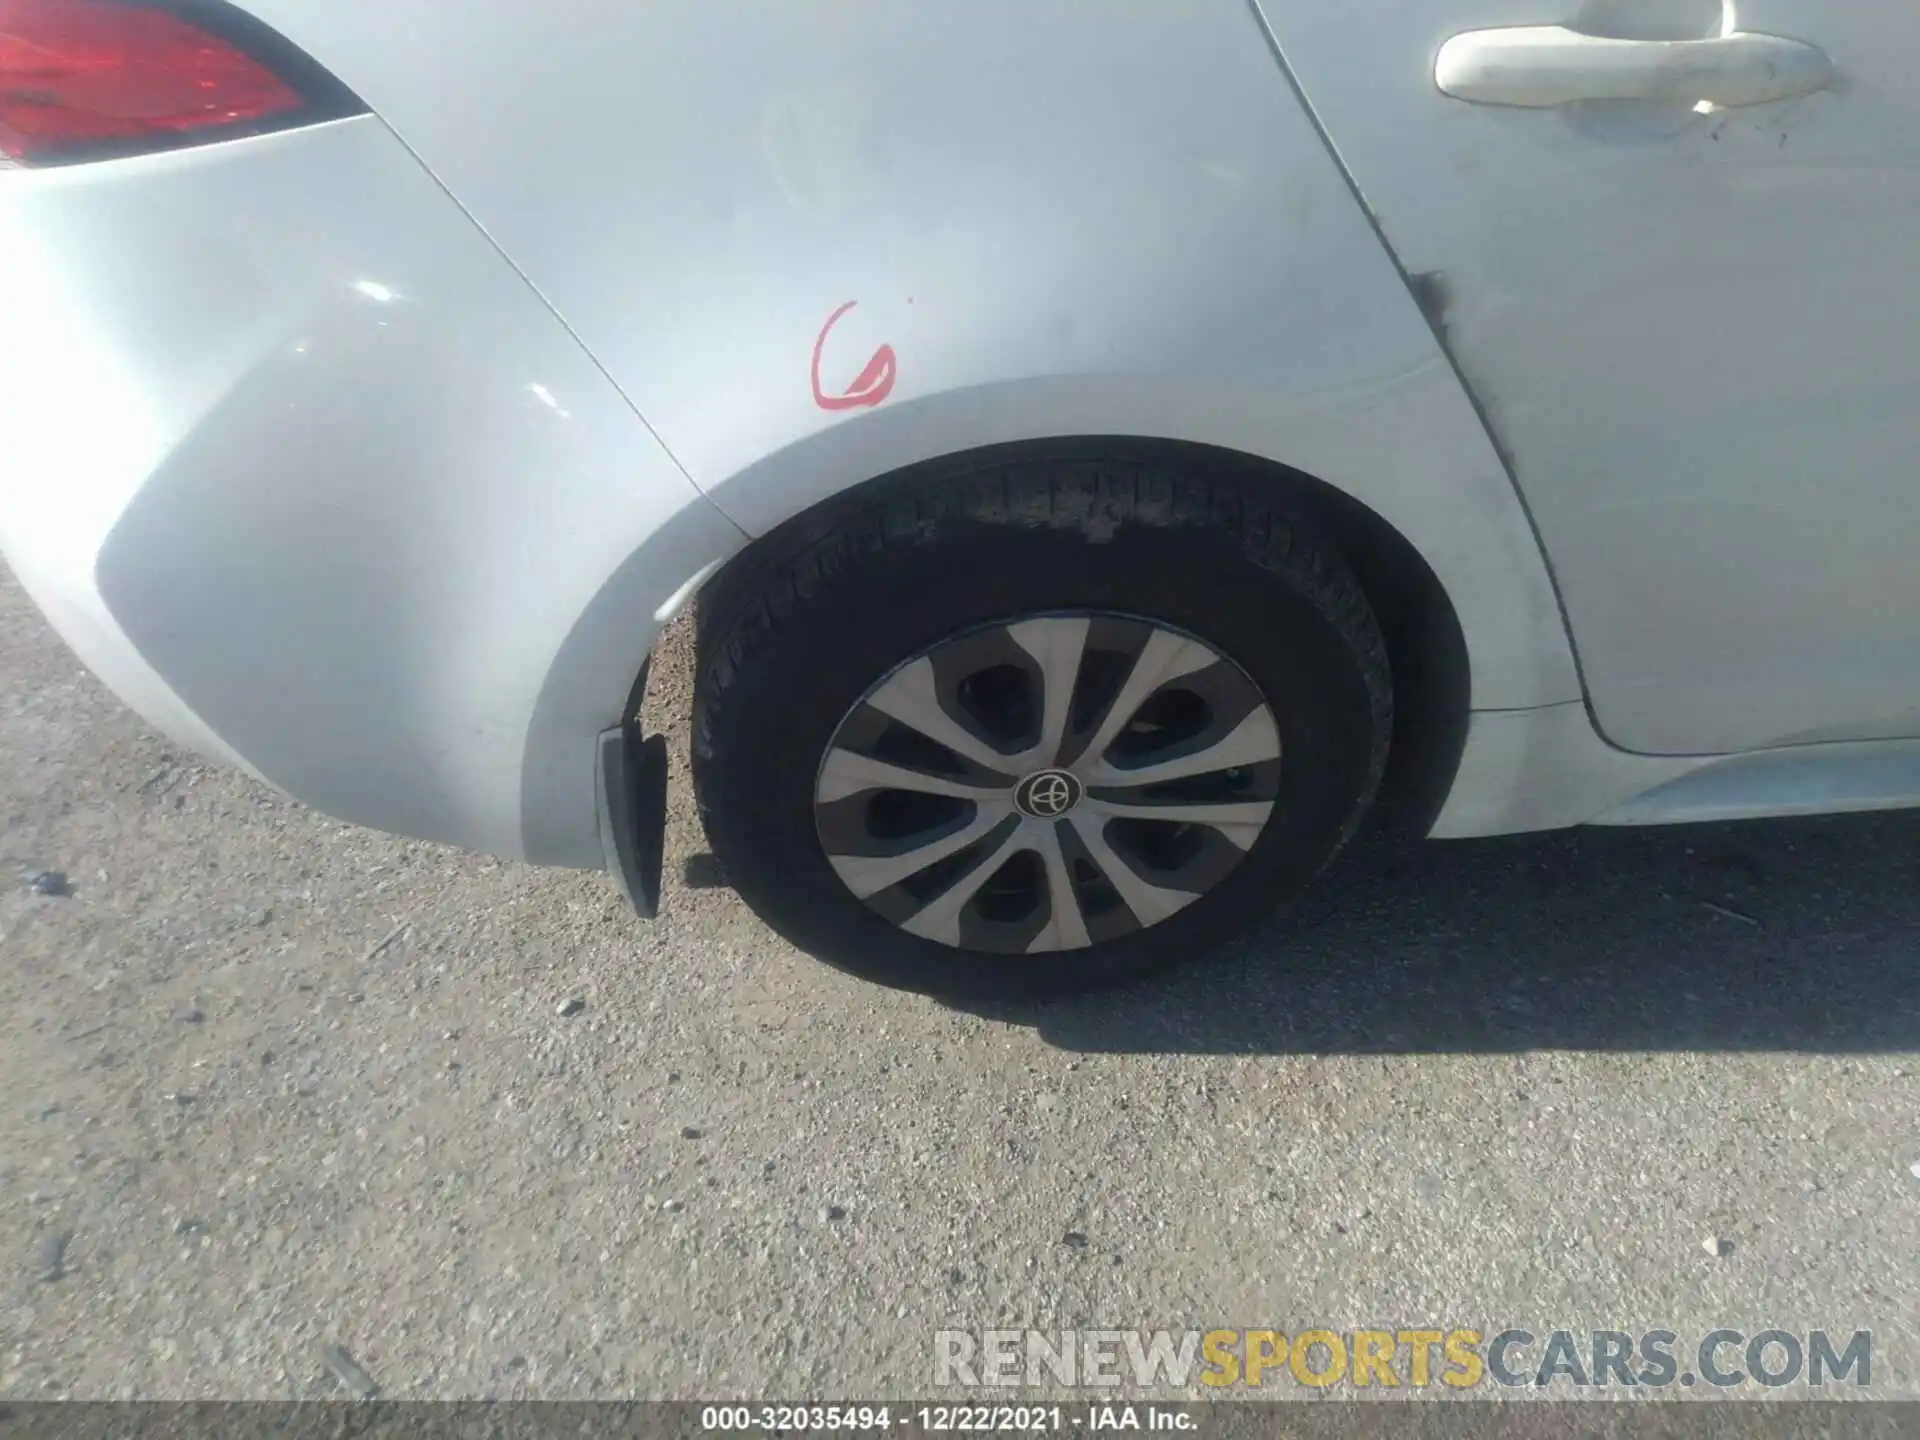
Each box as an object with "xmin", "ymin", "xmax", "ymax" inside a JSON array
[
  {"xmin": 1258, "ymin": 0, "xmax": 1920, "ymax": 755},
  {"xmin": 235, "ymin": 0, "xmax": 1582, "ymax": 721},
  {"xmin": 0, "ymin": 118, "xmax": 745, "ymax": 866},
  {"xmin": 5, "ymin": 0, "xmax": 1915, "ymax": 883}
]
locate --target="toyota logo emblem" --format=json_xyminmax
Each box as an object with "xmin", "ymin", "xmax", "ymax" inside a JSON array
[{"xmin": 1014, "ymin": 769, "xmax": 1083, "ymax": 819}]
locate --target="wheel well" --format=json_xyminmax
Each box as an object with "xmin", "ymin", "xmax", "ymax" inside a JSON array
[{"xmin": 698, "ymin": 435, "xmax": 1470, "ymax": 843}]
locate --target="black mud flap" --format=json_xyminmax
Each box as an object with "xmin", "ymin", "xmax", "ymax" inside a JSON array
[{"xmin": 596, "ymin": 726, "xmax": 669, "ymax": 918}]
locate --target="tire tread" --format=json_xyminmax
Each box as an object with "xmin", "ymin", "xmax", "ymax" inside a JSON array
[{"xmin": 695, "ymin": 461, "xmax": 1392, "ymax": 876}]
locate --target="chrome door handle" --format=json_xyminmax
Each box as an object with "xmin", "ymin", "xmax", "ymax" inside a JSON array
[{"xmin": 1436, "ymin": 25, "xmax": 1832, "ymax": 108}]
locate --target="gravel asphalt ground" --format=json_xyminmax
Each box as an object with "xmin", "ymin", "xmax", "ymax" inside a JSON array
[{"xmin": 4, "ymin": 565, "xmax": 1919, "ymax": 1403}]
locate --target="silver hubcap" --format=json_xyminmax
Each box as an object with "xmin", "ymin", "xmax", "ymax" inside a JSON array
[{"xmin": 813, "ymin": 613, "xmax": 1282, "ymax": 955}]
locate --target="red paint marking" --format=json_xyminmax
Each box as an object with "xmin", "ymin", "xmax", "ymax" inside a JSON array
[{"xmin": 811, "ymin": 300, "xmax": 897, "ymax": 411}]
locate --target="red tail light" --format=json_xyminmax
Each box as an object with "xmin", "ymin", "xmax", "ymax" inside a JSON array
[{"xmin": 0, "ymin": 0, "xmax": 365, "ymax": 167}]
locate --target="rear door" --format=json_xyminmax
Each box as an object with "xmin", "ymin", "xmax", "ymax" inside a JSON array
[{"xmin": 1259, "ymin": 0, "xmax": 1920, "ymax": 755}]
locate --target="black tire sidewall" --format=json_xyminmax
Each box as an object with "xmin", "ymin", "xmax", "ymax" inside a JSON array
[{"xmin": 698, "ymin": 515, "xmax": 1385, "ymax": 999}]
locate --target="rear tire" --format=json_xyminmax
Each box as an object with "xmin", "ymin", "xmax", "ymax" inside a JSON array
[{"xmin": 693, "ymin": 458, "xmax": 1392, "ymax": 1000}]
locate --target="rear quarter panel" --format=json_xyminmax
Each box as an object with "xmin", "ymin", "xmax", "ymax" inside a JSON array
[
  {"xmin": 239, "ymin": 0, "xmax": 1581, "ymax": 717},
  {"xmin": 222, "ymin": 0, "xmax": 1575, "ymax": 720}
]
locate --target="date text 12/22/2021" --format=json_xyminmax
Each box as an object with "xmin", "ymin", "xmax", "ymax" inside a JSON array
[{"xmin": 701, "ymin": 1405, "xmax": 1198, "ymax": 1432}]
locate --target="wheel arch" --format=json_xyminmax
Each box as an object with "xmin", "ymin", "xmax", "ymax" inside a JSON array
[{"xmin": 698, "ymin": 434, "xmax": 1471, "ymax": 843}]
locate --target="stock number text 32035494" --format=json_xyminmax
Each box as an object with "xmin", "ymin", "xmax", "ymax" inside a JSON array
[{"xmin": 701, "ymin": 1405, "xmax": 1079, "ymax": 1432}]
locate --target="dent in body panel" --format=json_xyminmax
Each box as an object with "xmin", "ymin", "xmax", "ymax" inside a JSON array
[
  {"xmin": 1405, "ymin": 270, "xmax": 1454, "ymax": 337},
  {"xmin": 1401, "ymin": 266, "xmax": 1529, "ymax": 483}
]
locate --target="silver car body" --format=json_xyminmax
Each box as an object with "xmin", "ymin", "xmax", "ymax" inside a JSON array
[{"xmin": 3, "ymin": 0, "xmax": 1917, "ymax": 875}]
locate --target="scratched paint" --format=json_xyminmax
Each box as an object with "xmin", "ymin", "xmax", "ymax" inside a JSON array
[{"xmin": 810, "ymin": 301, "xmax": 897, "ymax": 411}]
